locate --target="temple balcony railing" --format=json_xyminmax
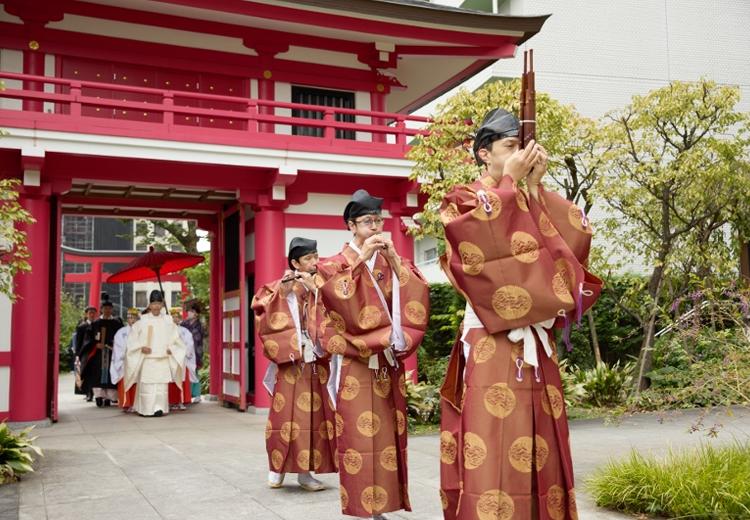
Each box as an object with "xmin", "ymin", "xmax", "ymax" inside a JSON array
[{"xmin": 0, "ymin": 71, "xmax": 430, "ymax": 159}]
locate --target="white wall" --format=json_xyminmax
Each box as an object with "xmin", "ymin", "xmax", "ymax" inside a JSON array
[
  {"xmin": 0, "ymin": 48, "xmax": 23, "ymax": 110},
  {"xmin": 0, "ymin": 293, "xmax": 11, "ymax": 414}
]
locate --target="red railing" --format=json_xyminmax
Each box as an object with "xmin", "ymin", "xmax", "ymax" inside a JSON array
[{"xmin": 0, "ymin": 71, "xmax": 430, "ymax": 158}]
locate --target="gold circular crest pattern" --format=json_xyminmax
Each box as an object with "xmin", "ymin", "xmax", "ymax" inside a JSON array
[
  {"xmin": 379, "ymin": 445, "xmax": 398, "ymax": 471},
  {"xmin": 319, "ymin": 420, "xmax": 334, "ymax": 440},
  {"xmin": 280, "ymin": 421, "xmax": 301, "ymax": 443},
  {"xmin": 352, "ymin": 338, "xmax": 372, "ymax": 359},
  {"xmin": 358, "ymin": 305, "xmax": 383, "ymax": 330},
  {"xmin": 334, "ymin": 275, "xmax": 356, "ymax": 299},
  {"xmin": 271, "ymin": 449, "xmax": 284, "ymax": 471},
  {"xmin": 327, "ymin": 334, "xmax": 347, "ymax": 355},
  {"xmin": 356, "ymin": 411, "xmax": 381, "ymax": 437},
  {"xmin": 398, "ymin": 373, "xmax": 407, "ymax": 397},
  {"xmin": 492, "ymin": 285, "xmax": 533, "ymax": 320},
  {"xmin": 373, "ymin": 377, "xmax": 392, "ymax": 398},
  {"xmin": 317, "ymin": 364, "xmax": 329, "ymax": 385},
  {"xmin": 463, "ymin": 432, "xmax": 488, "ymax": 470},
  {"xmin": 341, "ymin": 376, "xmax": 361, "ymax": 401},
  {"xmin": 440, "ymin": 431, "xmax": 458, "ymax": 465},
  {"xmin": 328, "ymin": 311, "xmax": 346, "ymax": 334},
  {"xmin": 343, "ymin": 448, "xmax": 363, "ymax": 474},
  {"xmin": 546, "ymin": 485, "xmax": 566, "ymax": 520},
  {"xmin": 539, "ymin": 212, "xmax": 559, "ymax": 237},
  {"xmin": 543, "ymin": 385, "xmax": 565, "ymax": 419},
  {"xmin": 283, "ymin": 367, "xmax": 299, "ymax": 385},
  {"xmin": 568, "ymin": 205, "xmax": 592, "ymax": 234},
  {"xmin": 335, "ymin": 413, "xmax": 344, "ymax": 437},
  {"xmin": 264, "ymin": 340, "xmax": 279, "ymax": 358},
  {"xmin": 340, "ymin": 485, "xmax": 349, "ymax": 509},
  {"xmin": 272, "ymin": 393, "xmax": 285, "ymax": 412},
  {"xmin": 398, "ymin": 265, "xmax": 411, "ymax": 287},
  {"xmin": 483, "ymin": 383, "xmax": 517, "ymax": 419},
  {"xmin": 361, "ymin": 486, "xmax": 389, "ymax": 514},
  {"xmin": 552, "ymin": 272, "xmax": 574, "ymax": 304},
  {"xmin": 516, "ymin": 189, "xmax": 529, "ymax": 212},
  {"xmin": 458, "ymin": 241, "xmax": 485, "ymax": 276},
  {"xmin": 554, "ymin": 258, "xmax": 576, "ymax": 294},
  {"xmin": 473, "ymin": 334, "xmax": 497, "ymax": 364},
  {"xmin": 296, "ymin": 391, "xmax": 322, "ymax": 412},
  {"xmin": 396, "ymin": 409, "xmax": 406, "ymax": 435},
  {"xmin": 508, "ymin": 436, "xmax": 534, "ymax": 473},
  {"xmin": 569, "ymin": 488, "xmax": 579, "ymax": 520},
  {"xmin": 440, "ymin": 489, "xmax": 449, "ymax": 510},
  {"xmin": 269, "ymin": 312, "xmax": 289, "ymax": 330},
  {"xmin": 471, "ymin": 190, "xmax": 502, "ymax": 221},
  {"xmin": 440, "ymin": 202, "xmax": 460, "ymax": 225},
  {"xmin": 405, "ymin": 300, "xmax": 427, "ymax": 325},
  {"xmin": 265, "ymin": 420, "xmax": 272, "ymax": 440},
  {"xmin": 510, "ymin": 231, "xmax": 540, "ymax": 263},
  {"xmin": 476, "ymin": 489, "xmax": 515, "ymax": 520},
  {"xmin": 535, "ymin": 434, "xmax": 550, "ymax": 471}
]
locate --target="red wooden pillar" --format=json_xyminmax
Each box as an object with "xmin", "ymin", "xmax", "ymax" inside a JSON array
[
  {"xmin": 88, "ymin": 259, "xmax": 103, "ymax": 310},
  {"xmin": 252, "ymin": 206, "xmax": 285, "ymax": 408},
  {"xmin": 389, "ymin": 212, "xmax": 418, "ymax": 380},
  {"xmin": 10, "ymin": 189, "xmax": 51, "ymax": 421},
  {"xmin": 258, "ymin": 74, "xmax": 275, "ymax": 134},
  {"xmin": 209, "ymin": 231, "xmax": 222, "ymax": 396},
  {"xmin": 22, "ymin": 45, "xmax": 45, "ymax": 113},
  {"xmin": 370, "ymin": 89, "xmax": 386, "ymax": 143}
]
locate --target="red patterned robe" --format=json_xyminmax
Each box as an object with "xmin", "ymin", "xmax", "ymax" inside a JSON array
[
  {"xmin": 438, "ymin": 175, "xmax": 602, "ymax": 520},
  {"xmin": 252, "ymin": 280, "xmax": 337, "ymax": 476},
  {"xmin": 317, "ymin": 244, "xmax": 430, "ymax": 517}
]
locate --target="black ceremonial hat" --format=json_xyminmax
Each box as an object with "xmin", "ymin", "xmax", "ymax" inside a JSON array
[
  {"xmin": 343, "ymin": 189, "xmax": 383, "ymax": 223},
  {"xmin": 288, "ymin": 237, "xmax": 317, "ymax": 269},
  {"xmin": 473, "ymin": 108, "xmax": 520, "ymax": 164},
  {"xmin": 149, "ymin": 289, "xmax": 164, "ymax": 303}
]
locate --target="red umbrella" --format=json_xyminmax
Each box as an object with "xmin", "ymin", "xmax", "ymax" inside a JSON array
[{"xmin": 107, "ymin": 246, "xmax": 204, "ymax": 307}]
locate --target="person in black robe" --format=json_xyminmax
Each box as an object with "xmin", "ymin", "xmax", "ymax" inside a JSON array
[
  {"xmin": 74, "ymin": 306, "xmax": 98, "ymax": 400},
  {"xmin": 79, "ymin": 298, "xmax": 124, "ymax": 407}
]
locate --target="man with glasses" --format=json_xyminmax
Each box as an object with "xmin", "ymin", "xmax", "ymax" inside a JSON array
[
  {"xmin": 316, "ymin": 189, "xmax": 430, "ymax": 519},
  {"xmin": 252, "ymin": 237, "xmax": 336, "ymax": 492}
]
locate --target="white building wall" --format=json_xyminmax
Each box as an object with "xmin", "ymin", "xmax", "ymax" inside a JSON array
[
  {"xmin": 0, "ymin": 293, "xmax": 11, "ymax": 414},
  {"xmin": 425, "ymin": 0, "xmax": 750, "ymax": 275}
]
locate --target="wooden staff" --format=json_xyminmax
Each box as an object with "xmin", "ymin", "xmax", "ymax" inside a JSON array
[{"xmin": 520, "ymin": 49, "xmax": 536, "ymax": 147}]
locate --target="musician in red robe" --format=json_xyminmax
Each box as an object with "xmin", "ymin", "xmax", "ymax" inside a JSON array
[
  {"xmin": 438, "ymin": 108, "xmax": 602, "ymax": 520},
  {"xmin": 316, "ymin": 190, "xmax": 430, "ymax": 519},
  {"xmin": 252, "ymin": 237, "xmax": 337, "ymax": 492}
]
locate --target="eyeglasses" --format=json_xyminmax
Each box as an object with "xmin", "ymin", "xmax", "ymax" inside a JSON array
[{"xmin": 354, "ymin": 217, "xmax": 384, "ymax": 227}]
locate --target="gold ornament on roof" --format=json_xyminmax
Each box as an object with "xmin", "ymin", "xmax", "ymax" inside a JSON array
[{"xmin": 28, "ymin": 40, "xmax": 39, "ymax": 51}]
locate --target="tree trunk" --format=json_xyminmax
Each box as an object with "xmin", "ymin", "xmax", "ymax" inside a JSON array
[
  {"xmin": 587, "ymin": 309, "xmax": 602, "ymax": 364},
  {"xmin": 635, "ymin": 311, "xmax": 658, "ymax": 393}
]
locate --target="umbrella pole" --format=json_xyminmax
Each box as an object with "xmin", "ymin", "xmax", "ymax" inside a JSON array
[{"xmin": 157, "ymin": 271, "xmax": 168, "ymax": 313}]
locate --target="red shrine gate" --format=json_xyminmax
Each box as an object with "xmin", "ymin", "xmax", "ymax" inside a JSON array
[{"xmin": 0, "ymin": 0, "xmax": 546, "ymax": 423}]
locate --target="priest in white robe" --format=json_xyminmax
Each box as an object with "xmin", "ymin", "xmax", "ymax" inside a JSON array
[
  {"xmin": 125, "ymin": 290, "xmax": 186, "ymax": 417},
  {"xmin": 111, "ymin": 307, "xmax": 139, "ymax": 411}
]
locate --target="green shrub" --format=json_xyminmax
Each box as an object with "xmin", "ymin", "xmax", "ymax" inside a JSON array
[
  {"xmin": 0, "ymin": 423, "xmax": 42, "ymax": 484},
  {"xmin": 631, "ymin": 327, "xmax": 750, "ymax": 411},
  {"xmin": 420, "ymin": 283, "xmax": 464, "ymax": 362},
  {"xmin": 587, "ymin": 441, "xmax": 750, "ymax": 518},
  {"xmin": 405, "ymin": 370, "xmax": 440, "ymax": 428},
  {"xmin": 580, "ymin": 361, "xmax": 634, "ymax": 407}
]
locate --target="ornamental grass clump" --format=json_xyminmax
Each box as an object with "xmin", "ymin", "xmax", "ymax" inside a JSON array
[
  {"xmin": 0, "ymin": 422, "xmax": 43, "ymax": 484},
  {"xmin": 587, "ymin": 441, "xmax": 750, "ymax": 518}
]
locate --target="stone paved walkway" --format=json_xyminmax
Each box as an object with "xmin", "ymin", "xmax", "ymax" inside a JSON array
[{"xmin": 2, "ymin": 374, "xmax": 749, "ymax": 519}]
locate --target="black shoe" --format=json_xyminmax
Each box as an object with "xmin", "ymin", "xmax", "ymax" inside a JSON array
[
  {"xmin": 104, "ymin": 399, "xmax": 111, "ymax": 407},
  {"xmin": 95, "ymin": 397, "xmax": 104, "ymax": 407},
  {"xmin": 85, "ymin": 396, "xmax": 93, "ymax": 402},
  {"xmin": 153, "ymin": 410, "xmax": 164, "ymax": 417}
]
